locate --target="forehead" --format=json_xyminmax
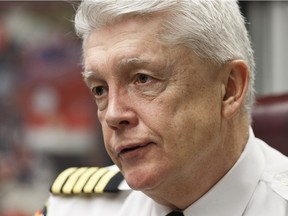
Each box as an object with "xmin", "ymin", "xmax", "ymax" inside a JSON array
[
  {"xmin": 82, "ymin": 15, "xmax": 214, "ymax": 82},
  {"xmin": 84, "ymin": 15, "xmax": 164, "ymax": 50},
  {"xmin": 83, "ymin": 16, "xmax": 176, "ymax": 71}
]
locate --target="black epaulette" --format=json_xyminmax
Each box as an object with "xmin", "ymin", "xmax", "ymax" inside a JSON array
[{"xmin": 50, "ymin": 167, "xmax": 124, "ymax": 195}]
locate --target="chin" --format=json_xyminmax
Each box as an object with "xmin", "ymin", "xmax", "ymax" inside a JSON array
[{"xmin": 123, "ymin": 166, "xmax": 163, "ymax": 191}]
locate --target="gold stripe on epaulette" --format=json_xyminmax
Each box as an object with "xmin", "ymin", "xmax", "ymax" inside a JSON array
[
  {"xmin": 51, "ymin": 167, "xmax": 77, "ymax": 194},
  {"xmin": 62, "ymin": 167, "xmax": 88, "ymax": 194},
  {"xmin": 83, "ymin": 168, "xmax": 109, "ymax": 193},
  {"xmin": 51, "ymin": 167, "xmax": 123, "ymax": 195},
  {"xmin": 94, "ymin": 169, "xmax": 119, "ymax": 193},
  {"xmin": 73, "ymin": 167, "xmax": 99, "ymax": 194}
]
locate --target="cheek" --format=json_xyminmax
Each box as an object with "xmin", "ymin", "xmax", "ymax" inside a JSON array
[{"xmin": 155, "ymin": 90, "xmax": 221, "ymax": 150}]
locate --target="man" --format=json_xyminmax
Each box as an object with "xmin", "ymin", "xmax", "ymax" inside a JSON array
[{"xmin": 38, "ymin": 0, "xmax": 288, "ymax": 215}]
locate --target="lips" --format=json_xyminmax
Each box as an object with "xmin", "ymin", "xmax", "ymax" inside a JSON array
[{"xmin": 115, "ymin": 142, "xmax": 152, "ymax": 158}]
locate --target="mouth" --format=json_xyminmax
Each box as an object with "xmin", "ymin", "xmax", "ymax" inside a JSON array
[{"xmin": 116, "ymin": 142, "xmax": 153, "ymax": 159}]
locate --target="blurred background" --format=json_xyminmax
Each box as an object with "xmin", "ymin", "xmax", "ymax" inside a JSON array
[
  {"xmin": 0, "ymin": 1, "xmax": 111, "ymax": 215},
  {"xmin": 0, "ymin": 1, "xmax": 287, "ymax": 215}
]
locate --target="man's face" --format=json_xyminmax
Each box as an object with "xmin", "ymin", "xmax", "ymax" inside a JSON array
[{"xmin": 84, "ymin": 16, "xmax": 224, "ymax": 193}]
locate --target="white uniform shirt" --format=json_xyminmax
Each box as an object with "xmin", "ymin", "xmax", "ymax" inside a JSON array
[{"xmin": 45, "ymin": 129, "xmax": 288, "ymax": 216}]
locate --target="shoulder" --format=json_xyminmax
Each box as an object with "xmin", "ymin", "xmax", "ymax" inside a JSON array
[
  {"xmin": 244, "ymin": 139, "xmax": 288, "ymax": 215},
  {"xmin": 261, "ymin": 170, "xmax": 288, "ymax": 202},
  {"xmin": 50, "ymin": 165, "xmax": 126, "ymax": 195},
  {"xmin": 41, "ymin": 165, "xmax": 132, "ymax": 216},
  {"xmin": 258, "ymin": 139, "xmax": 288, "ymax": 201},
  {"xmin": 247, "ymin": 174, "xmax": 288, "ymax": 215}
]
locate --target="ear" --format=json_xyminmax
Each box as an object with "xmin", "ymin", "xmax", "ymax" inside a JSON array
[{"xmin": 221, "ymin": 60, "xmax": 249, "ymax": 119}]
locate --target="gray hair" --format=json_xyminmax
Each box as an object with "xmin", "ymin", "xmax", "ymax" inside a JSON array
[{"xmin": 74, "ymin": 0, "xmax": 255, "ymax": 115}]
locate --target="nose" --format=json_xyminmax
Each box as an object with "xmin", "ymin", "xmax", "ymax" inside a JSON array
[{"xmin": 103, "ymin": 91, "xmax": 138, "ymax": 130}]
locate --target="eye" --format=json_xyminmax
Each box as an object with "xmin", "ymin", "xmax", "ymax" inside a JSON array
[
  {"xmin": 136, "ymin": 74, "xmax": 152, "ymax": 84},
  {"xmin": 92, "ymin": 86, "xmax": 107, "ymax": 96}
]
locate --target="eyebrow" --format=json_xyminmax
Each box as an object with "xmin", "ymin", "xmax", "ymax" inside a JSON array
[
  {"xmin": 114, "ymin": 57, "xmax": 152, "ymax": 76},
  {"xmin": 117, "ymin": 57, "xmax": 149, "ymax": 69},
  {"xmin": 81, "ymin": 70, "xmax": 102, "ymax": 86},
  {"xmin": 82, "ymin": 57, "xmax": 151, "ymax": 82}
]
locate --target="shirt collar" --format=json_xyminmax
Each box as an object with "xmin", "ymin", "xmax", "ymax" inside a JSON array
[{"xmin": 155, "ymin": 128, "xmax": 266, "ymax": 216}]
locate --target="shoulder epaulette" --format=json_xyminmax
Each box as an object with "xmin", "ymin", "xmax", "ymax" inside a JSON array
[
  {"xmin": 271, "ymin": 170, "xmax": 288, "ymax": 200},
  {"xmin": 50, "ymin": 167, "xmax": 124, "ymax": 195}
]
